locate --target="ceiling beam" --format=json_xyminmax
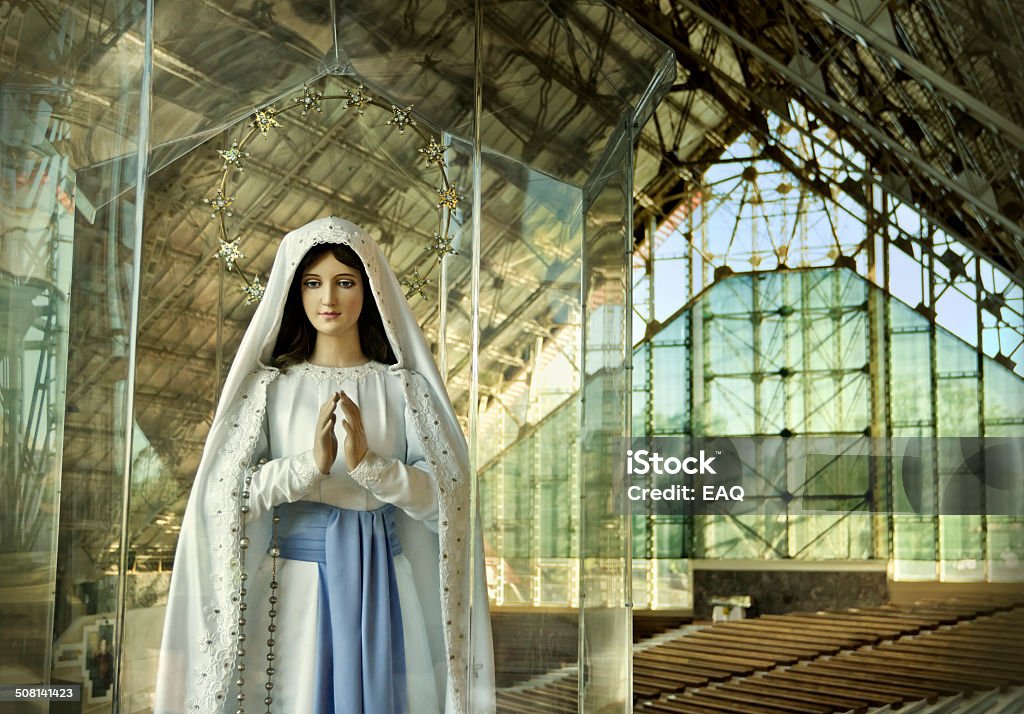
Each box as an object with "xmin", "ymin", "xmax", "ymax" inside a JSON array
[
  {"xmin": 792, "ymin": 0, "xmax": 1024, "ymax": 151},
  {"xmin": 673, "ymin": 0, "xmax": 1024, "ymax": 251}
]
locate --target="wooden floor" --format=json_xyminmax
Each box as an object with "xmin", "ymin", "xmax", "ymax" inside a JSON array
[{"xmin": 494, "ymin": 595, "xmax": 1024, "ymax": 714}]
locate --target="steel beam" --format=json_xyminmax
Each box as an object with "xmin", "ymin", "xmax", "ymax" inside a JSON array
[
  {"xmin": 792, "ymin": 0, "xmax": 1024, "ymax": 151},
  {"xmin": 672, "ymin": 0, "xmax": 1024, "ymax": 249}
]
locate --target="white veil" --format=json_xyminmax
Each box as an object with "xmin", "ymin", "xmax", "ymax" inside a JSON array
[{"xmin": 155, "ymin": 216, "xmax": 494, "ymax": 713}]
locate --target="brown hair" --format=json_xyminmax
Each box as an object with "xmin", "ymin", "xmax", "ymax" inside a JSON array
[{"xmin": 271, "ymin": 243, "xmax": 397, "ymax": 368}]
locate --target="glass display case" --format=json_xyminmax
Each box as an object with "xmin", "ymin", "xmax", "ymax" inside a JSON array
[{"xmin": 0, "ymin": 1, "xmax": 673, "ymax": 711}]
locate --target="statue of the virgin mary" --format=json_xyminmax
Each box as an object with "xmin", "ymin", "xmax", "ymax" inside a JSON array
[{"xmin": 154, "ymin": 216, "xmax": 495, "ymax": 713}]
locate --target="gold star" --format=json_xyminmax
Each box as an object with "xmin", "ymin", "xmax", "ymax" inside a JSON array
[
  {"xmin": 386, "ymin": 105, "xmax": 416, "ymax": 135},
  {"xmin": 436, "ymin": 185, "xmax": 463, "ymax": 210},
  {"xmin": 345, "ymin": 84, "xmax": 372, "ymax": 114},
  {"xmin": 241, "ymin": 275, "xmax": 265, "ymax": 304},
  {"xmin": 204, "ymin": 189, "xmax": 236, "ymax": 217},
  {"xmin": 293, "ymin": 85, "xmax": 323, "ymax": 116},
  {"xmin": 250, "ymin": 106, "xmax": 280, "ymax": 138},
  {"xmin": 217, "ymin": 140, "xmax": 249, "ymax": 171},
  {"xmin": 429, "ymin": 232, "xmax": 457, "ymax": 261},
  {"xmin": 419, "ymin": 138, "xmax": 449, "ymax": 167},
  {"xmin": 216, "ymin": 239, "xmax": 245, "ymax": 269},
  {"xmin": 401, "ymin": 269, "xmax": 431, "ymax": 299}
]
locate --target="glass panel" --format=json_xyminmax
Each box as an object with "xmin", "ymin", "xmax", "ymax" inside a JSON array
[
  {"xmin": 1, "ymin": 2, "xmax": 152, "ymax": 712},
  {"xmin": 939, "ymin": 515, "xmax": 984, "ymax": 582},
  {"xmin": 578, "ymin": 124, "xmax": 635, "ymax": 710},
  {"xmin": 465, "ymin": 4, "xmax": 672, "ymax": 710},
  {"xmin": 651, "ymin": 337, "xmax": 688, "ymax": 433},
  {"xmin": 1, "ymin": 91, "xmax": 76, "ymax": 702},
  {"xmin": 988, "ymin": 516, "xmax": 1024, "ymax": 581}
]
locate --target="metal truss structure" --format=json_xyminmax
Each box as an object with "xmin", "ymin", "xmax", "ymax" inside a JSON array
[{"xmin": 615, "ymin": 0, "xmax": 1024, "ymax": 278}]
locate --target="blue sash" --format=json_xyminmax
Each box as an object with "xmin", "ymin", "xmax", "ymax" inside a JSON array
[{"xmin": 275, "ymin": 501, "xmax": 407, "ymax": 714}]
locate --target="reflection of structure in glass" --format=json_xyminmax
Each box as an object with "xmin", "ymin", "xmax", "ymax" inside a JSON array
[{"xmin": 1, "ymin": 88, "xmax": 78, "ymax": 685}]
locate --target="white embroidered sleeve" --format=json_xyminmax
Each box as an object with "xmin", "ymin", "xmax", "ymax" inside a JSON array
[
  {"xmin": 348, "ymin": 400, "xmax": 439, "ymax": 525},
  {"xmin": 246, "ymin": 414, "xmax": 327, "ymax": 517}
]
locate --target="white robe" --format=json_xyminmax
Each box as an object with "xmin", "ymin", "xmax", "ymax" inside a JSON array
[{"xmin": 240, "ymin": 360, "xmax": 442, "ymax": 712}]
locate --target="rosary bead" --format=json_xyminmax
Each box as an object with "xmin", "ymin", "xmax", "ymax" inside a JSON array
[
  {"xmin": 269, "ymin": 547, "xmax": 280, "ymax": 558},
  {"xmin": 267, "ymin": 638, "xmax": 275, "ymax": 647},
  {"xmin": 239, "ymin": 537, "xmax": 250, "ymax": 549},
  {"xmin": 264, "ymin": 696, "xmax": 273, "ymax": 706}
]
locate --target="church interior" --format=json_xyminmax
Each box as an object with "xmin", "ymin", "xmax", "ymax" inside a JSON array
[{"xmin": 1, "ymin": 0, "xmax": 1023, "ymax": 712}]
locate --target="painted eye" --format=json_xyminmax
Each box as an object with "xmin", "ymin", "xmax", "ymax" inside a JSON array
[
  {"xmin": 303, "ymin": 280, "xmax": 321, "ymax": 288},
  {"xmin": 338, "ymin": 280, "xmax": 355, "ymax": 288}
]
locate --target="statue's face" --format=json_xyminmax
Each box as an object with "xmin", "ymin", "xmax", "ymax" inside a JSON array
[{"xmin": 299, "ymin": 251, "xmax": 364, "ymax": 342}]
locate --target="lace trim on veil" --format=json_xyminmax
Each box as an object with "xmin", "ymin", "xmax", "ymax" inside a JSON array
[
  {"xmin": 401, "ymin": 370, "xmax": 472, "ymax": 709},
  {"xmin": 189, "ymin": 370, "xmax": 274, "ymax": 712}
]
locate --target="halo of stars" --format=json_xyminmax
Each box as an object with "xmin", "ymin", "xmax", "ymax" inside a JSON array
[{"xmin": 207, "ymin": 80, "xmax": 458, "ymax": 304}]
